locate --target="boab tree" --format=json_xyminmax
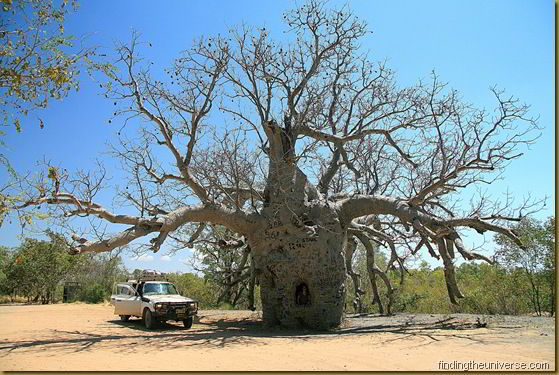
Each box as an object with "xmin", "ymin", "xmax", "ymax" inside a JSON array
[{"xmin": 11, "ymin": 1, "xmax": 541, "ymax": 328}]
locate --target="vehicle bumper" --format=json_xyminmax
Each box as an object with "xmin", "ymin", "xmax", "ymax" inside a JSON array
[{"xmin": 153, "ymin": 306, "xmax": 198, "ymax": 321}]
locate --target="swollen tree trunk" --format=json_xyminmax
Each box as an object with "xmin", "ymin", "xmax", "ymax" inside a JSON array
[{"xmin": 248, "ymin": 202, "xmax": 347, "ymax": 329}]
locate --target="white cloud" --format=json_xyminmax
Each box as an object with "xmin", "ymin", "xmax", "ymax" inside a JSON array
[
  {"xmin": 161, "ymin": 255, "xmax": 172, "ymax": 262},
  {"xmin": 135, "ymin": 254, "xmax": 154, "ymax": 262}
]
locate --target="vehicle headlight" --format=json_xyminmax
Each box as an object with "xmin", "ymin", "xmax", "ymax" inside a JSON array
[
  {"xmin": 188, "ymin": 302, "xmax": 198, "ymax": 313},
  {"xmin": 154, "ymin": 303, "xmax": 167, "ymax": 312}
]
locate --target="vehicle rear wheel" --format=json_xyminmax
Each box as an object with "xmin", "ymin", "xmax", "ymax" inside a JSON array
[
  {"xmin": 183, "ymin": 316, "xmax": 193, "ymax": 329},
  {"xmin": 119, "ymin": 315, "xmax": 130, "ymax": 322},
  {"xmin": 143, "ymin": 308, "xmax": 156, "ymax": 329}
]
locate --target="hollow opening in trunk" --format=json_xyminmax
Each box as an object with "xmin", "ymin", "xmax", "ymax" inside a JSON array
[{"xmin": 295, "ymin": 282, "xmax": 310, "ymax": 306}]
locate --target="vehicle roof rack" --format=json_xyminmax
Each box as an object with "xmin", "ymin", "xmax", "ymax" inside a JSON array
[{"xmin": 128, "ymin": 269, "xmax": 168, "ymax": 282}]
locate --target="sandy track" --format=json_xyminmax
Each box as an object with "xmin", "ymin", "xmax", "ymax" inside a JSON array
[{"xmin": 0, "ymin": 303, "xmax": 554, "ymax": 371}]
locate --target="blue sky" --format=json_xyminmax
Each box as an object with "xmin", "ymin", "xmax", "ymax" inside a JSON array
[{"xmin": 1, "ymin": 0, "xmax": 555, "ymax": 273}]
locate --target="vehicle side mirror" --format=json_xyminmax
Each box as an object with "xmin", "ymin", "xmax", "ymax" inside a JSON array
[{"xmin": 141, "ymin": 296, "xmax": 150, "ymax": 302}]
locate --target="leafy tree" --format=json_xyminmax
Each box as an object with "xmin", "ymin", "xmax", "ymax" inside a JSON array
[
  {"xmin": 79, "ymin": 282, "xmax": 105, "ymax": 303},
  {"xmin": 0, "ymin": 245, "xmax": 9, "ymax": 289},
  {"xmin": 389, "ymin": 266, "xmax": 448, "ymax": 314},
  {"xmin": 345, "ymin": 254, "xmax": 549, "ymax": 316},
  {"xmin": 3, "ymin": 231, "xmax": 84, "ymax": 303},
  {"xmin": 370, "ymin": 262, "xmax": 538, "ymax": 316},
  {"xmin": 1, "ymin": 0, "xmax": 93, "ymax": 130},
  {"xmin": 166, "ymin": 272, "xmax": 220, "ymax": 309},
  {"xmin": 495, "ymin": 216, "xmax": 555, "ymax": 316},
  {"xmin": 190, "ymin": 226, "xmax": 256, "ymax": 310},
  {"xmin": 73, "ymin": 253, "xmax": 127, "ymax": 302},
  {"xmin": 9, "ymin": 0, "xmax": 542, "ymax": 328},
  {"xmin": 456, "ymin": 263, "xmax": 533, "ymax": 315},
  {"xmin": 0, "ymin": 0, "xmax": 114, "ymax": 228}
]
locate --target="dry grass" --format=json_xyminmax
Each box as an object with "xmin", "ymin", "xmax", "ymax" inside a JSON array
[{"xmin": 0, "ymin": 295, "xmax": 28, "ymax": 304}]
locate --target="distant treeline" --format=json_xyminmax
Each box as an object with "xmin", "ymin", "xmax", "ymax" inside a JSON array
[
  {"xmin": 0, "ymin": 217, "xmax": 554, "ymax": 317},
  {"xmin": 344, "ymin": 216, "xmax": 555, "ymax": 317},
  {"xmin": 0, "ymin": 234, "xmax": 243, "ymax": 308},
  {"xmin": 343, "ymin": 261, "xmax": 555, "ymax": 317}
]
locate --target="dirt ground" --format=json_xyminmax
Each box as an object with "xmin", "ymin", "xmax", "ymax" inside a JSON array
[{"xmin": 0, "ymin": 303, "xmax": 555, "ymax": 371}]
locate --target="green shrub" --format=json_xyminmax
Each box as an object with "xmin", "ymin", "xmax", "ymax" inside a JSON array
[
  {"xmin": 80, "ymin": 283, "xmax": 106, "ymax": 303},
  {"xmin": 217, "ymin": 302, "xmax": 235, "ymax": 310}
]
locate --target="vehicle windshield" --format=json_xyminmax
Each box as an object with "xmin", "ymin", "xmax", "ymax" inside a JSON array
[{"xmin": 142, "ymin": 282, "xmax": 178, "ymax": 295}]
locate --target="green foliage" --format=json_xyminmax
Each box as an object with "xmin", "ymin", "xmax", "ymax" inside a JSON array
[
  {"xmin": 191, "ymin": 226, "xmax": 255, "ymax": 309},
  {"xmin": 457, "ymin": 263, "xmax": 532, "ymax": 315},
  {"xmin": 387, "ymin": 267, "xmax": 450, "ymax": 314},
  {"xmin": 0, "ymin": 245, "xmax": 8, "ymax": 286},
  {"xmin": 166, "ymin": 272, "xmax": 221, "ymax": 309},
  {"xmin": 494, "ymin": 216, "xmax": 556, "ymax": 316},
  {"xmin": 1, "ymin": 220, "xmax": 552, "ymax": 316},
  {"xmin": 345, "ymin": 222, "xmax": 555, "ymax": 316},
  {"xmin": 0, "ymin": 233, "xmax": 127, "ymax": 304},
  {"xmin": 0, "ymin": 1, "xmax": 114, "ymax": 230},
  {"xmin": 350, "ymin": 261, "xmax": 552, "ymax": 316},
  {"xmin": 1, "ymin": 231, "xmax": 85, "ymax": 303},
  {"xmin": 1, "ymin": 0, "xmax": 85, "ymax": 130},
  {"xmin": 495, "ymin": 217, "xmax": 554, "ymax": 272},
  {"xmin": 217, "ymin": 302, "xmax": 235, "ymax": 310},
  {"xmin": 79, "ymin": 282, "xmax": 105, "ymax": 303},
  {"xmin": 74, "ymin": 253, "xmax": 128, "ymax": 301}
]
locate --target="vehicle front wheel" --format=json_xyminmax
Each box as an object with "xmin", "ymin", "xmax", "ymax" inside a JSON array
[
  {"xmin": 143, "ymin": 308, "xmax": 156, "ymax": 329},
  {"xmin": 183, "ymin": 316, "xmax": 193, "ymax": 329},
  {"xmin": 119, "ymin": 315, "xmax": 130, "ymax": 322}
]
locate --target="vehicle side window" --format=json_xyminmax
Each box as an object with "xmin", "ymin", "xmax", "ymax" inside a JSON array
[{"xmin": 115, "ymin": 284, "xmax": 134, "ymax": 296}]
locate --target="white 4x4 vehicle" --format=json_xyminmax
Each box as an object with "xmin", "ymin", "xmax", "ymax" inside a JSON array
[{"xmin": 110, "ymin": 271, "xmax": 198, "ymax": 329}]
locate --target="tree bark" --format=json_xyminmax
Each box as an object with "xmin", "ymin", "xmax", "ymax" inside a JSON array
[{"xmin": 248, "ymin": 202, "xmax": 347, "ymax": 329}]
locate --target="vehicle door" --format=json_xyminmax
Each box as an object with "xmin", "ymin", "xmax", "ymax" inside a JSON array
[{"xmin": 111, "ymin": 283, "xmax": 141, "ymax": 316}]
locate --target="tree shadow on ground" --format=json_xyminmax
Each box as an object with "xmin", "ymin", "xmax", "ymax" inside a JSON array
[{"xmin": 0, "ymin": 313, "xmax": 520, "ymax": 355}]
